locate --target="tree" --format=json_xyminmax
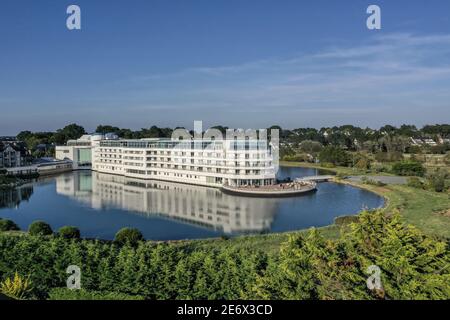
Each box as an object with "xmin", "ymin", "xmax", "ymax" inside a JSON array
[
  {"xmin": 28, "ymin": 221, "xmax": 53, "ymax": 236},
  {"xmin": 58, "ymin": 226, "xmax": 81, "ymax": 239},
  {"xmin": 114, "ymin": 228, "xmax": 144, "ymax": 246},
  {"xmin": 318, "ymin": 146, "xmax": 351, "ymax": 166},
  {"xmin": 298, "ymin": 140, "xmax": 323, "ymax": 154},
  {"xmin": 53, "ymin": 123, "xmax": 86, "ymax": 145}
]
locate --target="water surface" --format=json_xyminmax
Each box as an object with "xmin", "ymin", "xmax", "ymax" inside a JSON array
[{"xmin": 0, "ymin": 167, "xmax": 383, "ymax": 240}]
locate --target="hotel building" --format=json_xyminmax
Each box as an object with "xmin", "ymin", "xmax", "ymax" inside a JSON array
[{"xmin": 92, "ymin": 138, "xmax": 276, "ymax": 188}]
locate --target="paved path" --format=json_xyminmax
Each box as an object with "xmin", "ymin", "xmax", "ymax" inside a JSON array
[{"xmin": 345, "ymin": 175, "xmax": 408, "ymax": 185}]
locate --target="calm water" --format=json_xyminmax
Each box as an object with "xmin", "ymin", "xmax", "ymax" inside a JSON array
[{"xmin": 0, "ymin": 167, "xmax": 383, "ymax": 240}]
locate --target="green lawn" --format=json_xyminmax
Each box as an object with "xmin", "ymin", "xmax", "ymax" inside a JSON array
[
  {"xmin": 335, "ymin": 179, "xmax": 450, "ymax": 239},
  {"xmin": 280, "ymin": 160, "xmax": 394, "ymax": 176}
]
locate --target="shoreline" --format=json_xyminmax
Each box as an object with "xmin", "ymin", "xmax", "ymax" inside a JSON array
[{"xmin": 0, "ymin": 164, "xmax": 385, "ymax": 244}]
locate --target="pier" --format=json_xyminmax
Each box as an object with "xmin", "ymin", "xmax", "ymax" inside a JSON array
[{"xmin": 296, "ymin": 175, "xmax": 335, "ymax": 183}]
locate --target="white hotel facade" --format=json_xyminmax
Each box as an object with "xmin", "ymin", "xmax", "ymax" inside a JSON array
[{"xmin": 91, "ymin": 138, "xmax": 276, "ymax": 188}]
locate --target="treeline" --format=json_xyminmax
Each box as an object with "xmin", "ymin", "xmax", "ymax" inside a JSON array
[
  {"xmin": 0, "ymin": 211, "xmax": 449, "ymax": 300},
  {"xmin": 13, "ymin": 123, "xmax": 450, "ymax": 158},
  {"xmin": 281, "ymin": 124, "xmax": 450, "ymax": 158},
  {"xmin": 95, "ymin": 125, "xmax": 173, "ymax": 140},
  {"xmin": 281, "ymin": 124, "xmax": 450, "ymax": 147}
]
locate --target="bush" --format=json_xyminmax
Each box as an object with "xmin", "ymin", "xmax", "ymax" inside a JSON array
[
  {"xmin": 371, "ymin": 162, "xmax": 389, "ymax": 173},
  {"xmin": 391, "ymin": 160, "xmax": 425, "ymax": 177},
  {"xmin": 427, "ymin": 169, "xmax": 448, "ymax": 193},
  {"xmin": 0, "ymin": 219, "xmax": 20, "ymax": 232},
  {"xmin": 114, "ymin": 228, "xmax": 144, "ymax": 246},
  {"xmin": 255, "ymin": 211, "xmax": 450, "ymax": 300},
  {"xmin": 334, "ymin": 215, "xmax": 359, "ymax": 226},
  {"xmin": 0, "ymin": 272, "xmax": 32, "ymax": 300},
  {"xmin": 361, "ymin": 177, "xmax": 386, "ymax": 187},
  {"xmin": 407, "ymin": 177, "xmax": 424, "ymax": 189},
  {"xmin": 28, "ymin": 221, "xmax": 53, "ymax": 236},
  {"xmin": 58, "ymin": 226, "xmax": 80, "ymax": 239}
]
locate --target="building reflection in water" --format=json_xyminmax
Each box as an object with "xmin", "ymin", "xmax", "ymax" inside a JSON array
[
  {"xmin": 0, "ymin": 185, "xmax": 34, "ymax": 209},
  {"xmin": 56, "ymin": 171, "xmax": 279, "ymax": 234}
]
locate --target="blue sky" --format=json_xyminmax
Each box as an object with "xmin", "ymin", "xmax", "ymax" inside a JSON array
[{"xmin": 1, "ymin": 0, "xmax": 450, "ymax": 134}]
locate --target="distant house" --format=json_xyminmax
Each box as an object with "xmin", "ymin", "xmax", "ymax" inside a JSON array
[
  {"xmin": 0, "ymin": 142, "xmax": 29, "ymax": 168},
  {"xmin": 409, "ymin": 137, "xmax": 438, "ymax": 147},
  {"xmin": 423, "ymin": 138, "xmax": 437, "ymax": 146},
  {"xmin": 410, "ymin": 137, "xmax": 423, "ymax": 146}
]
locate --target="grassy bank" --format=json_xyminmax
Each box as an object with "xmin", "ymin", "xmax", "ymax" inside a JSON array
[
  {"xmin": 280, "ymin": 160, "xmax": 393, "ymax": 176},
  {"xmin": 335, "ymin": 179, "xmax": 450, "ymax": 239}
]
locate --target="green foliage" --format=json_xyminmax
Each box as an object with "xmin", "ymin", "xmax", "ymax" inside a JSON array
[
  {"xmin": 48, "ymin": 288, "xmax": 144, "ymax": 300},
  {"xmin": 58, "ymin": 226, "xmax": 80, "ymax": 239},
  {"xmin": 0, "ymin": 211, "xmax": 448, "ymax": 300},
  {"xmin": 361, "ymin": 177, "xmax": 386, "ymax": 187},
  {"xmin": 391, "ymin": 160, "xmax": 425, "ymax": 177},
  {"xmin": 407, "ymin": 177, "xmax": 424, "ymax": 189},
  {"xmin": 28, "ymin": 221, "xmax": 53, "ymax": 236},
  {"xmin": 298, "ymin": 140, "xmax": 323, "ymax": 154},
  {"xmin": 283, "ymin": 153, "xmax": 313, "ymax": 162},
  {"xmin": 426, "ymin": 169, "xmax": 448, "ymax": 192},
  {"xmin": 318, "ymin": 146, "xmax": 351, "ymax": 166},
  {"xmin": 445, "ymin": 152, "xmax": 450, "ymax": 165},
  {"xmin": 334, "ymin": 215, "xmax": 359, "ymax": 226},
  {"xmin": 319, "ymin": 162, "xmax": 336, "ymax": 168},
  {"xmin": 0, "ymin": 219, "xmax": 20, "ymax": 232},
  {"xmin": 375, "ymin": 151, "xmax": 403, "ymax": 163},
  {"xmin": 114, "ymin": 228, "xmax": 144, "ymax": 246},
  {"xmin": 53, "ymin": 123, "xmax": 86, "ymax": 145},
  {"xmin": 0, "ymin": 272, "xmax": 32, "ymax": 300},
  {"xmin": 255, "ymin": 211, "xmax": 450, "ymax": 300}
]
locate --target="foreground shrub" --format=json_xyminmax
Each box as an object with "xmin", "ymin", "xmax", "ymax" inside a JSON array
[
  {"xmin": 28, "ymin": 221, "xmax": 53, "ymax": 236},
  {"xmin": 334, "ymin": 215, "xmax": 359, "ymax": 226},
  {"xmin": 254, "ymin": 211, "xmax": 450, "ymax": 300},
  {"xmin": 114, "ymin": 228, "xmax": 144, "ymax": 246},
  {"xmin": 0, "ymin": 272, "xmax": 32, "ymax": 300},
  {"xmin": 48, "ymin": 288, "xmax": 144, "ymax": 300},
  {"xmin": 0, "ymin": 219, "xmax": 20, "ymax": 232},
  {"xmin": 58, "ymin": 226, "xmax": 80, "ymax": 239},
  {"xmin": 0, "ymin": 211, "xmax": 448, "ymax": 300}
]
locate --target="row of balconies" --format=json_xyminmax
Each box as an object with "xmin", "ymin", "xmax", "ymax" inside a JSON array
[
  {"xmin": 97, "ymin": 157, "xmax": 271, "ymax": 169},
  {"xmin": 97, "ymin": 148, "xmax": 269, "ymax": 157}
]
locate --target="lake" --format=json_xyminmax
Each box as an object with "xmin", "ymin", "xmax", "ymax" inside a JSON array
[{"xmin": 0, "ymin": 166, "xmax": 384, "ymax": 240}]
